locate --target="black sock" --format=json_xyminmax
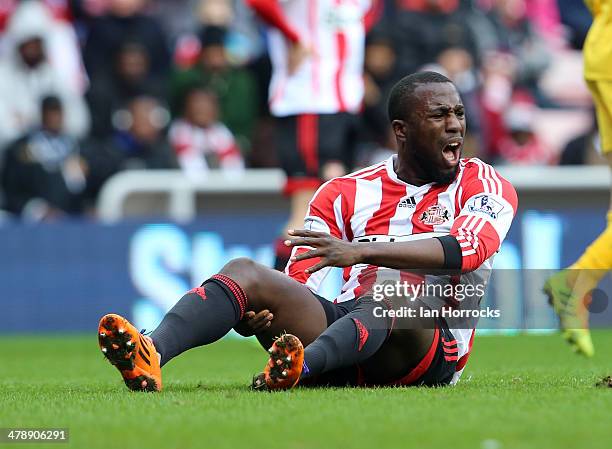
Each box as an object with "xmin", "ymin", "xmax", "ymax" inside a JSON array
[
  {"xmin": 301, "ymin": 297, "xmax": 393, "ymax": 379},
  {"xmin": 150, "ymin": 274, "xmax": 248, "ymax": 367}
]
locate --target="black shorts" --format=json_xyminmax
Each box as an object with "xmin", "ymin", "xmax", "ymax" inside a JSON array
[
  {"xmin": 276, "ymin": 113, "xmax": 358, "ymax": 195},
  {"xmin": 311, "ymin": 293, "xmax": 458, "ymax": 387}
]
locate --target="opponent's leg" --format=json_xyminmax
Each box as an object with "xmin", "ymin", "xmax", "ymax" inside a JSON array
[
  {"xmin": 274, "ymin": 114, "xmax": 321, "ymax": 270},
  {"xmin": 544, "ymin": 81, "xmax": 612, "ymax": 357},
  {"xmin": 275, "ymin": 188, "xmax": 317, "ymax": 270},
  {"xmin": 569, "ymin": 99, "xmax": 612, "ymax": 284},
  {"xmin": 273, "ymin": 113, "xmax": 350, "ymax": 271}
]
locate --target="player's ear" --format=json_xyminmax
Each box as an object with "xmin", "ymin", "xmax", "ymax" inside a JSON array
[{"xmin": 391, "ymin": 120, "xmax": 407, "ymax": 142}]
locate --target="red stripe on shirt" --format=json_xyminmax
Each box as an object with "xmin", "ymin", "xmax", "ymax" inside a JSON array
[
  {"xmin": 353, "ymin": 265, "xmax": 378, "ymax": 299},
  {"xmin": 399, "ymin": 270, "xmax": 427, "ymax": 294},
  {"xmin": 341, "ymin": 177, "xmax": 357, "ymax": 241},
  {"xmin": 218, "ymin": 144, "xmax": 241, "ymax": 160},
  {"xmin": 346, "ymin": 162, "xmax": 386, "ymax": 179},
  {"xmin": 364, "ymin": 174, "xmax": 405, "ymax": 235},
  {"xmin": 173, "ymin": 142, "xmax": 191, "ymax": 155},
  {"xmin": 452, "ymin": 217, "xmax": 501, "ymax": 272},
  {"xmin": 356, "ymin": 171, "xmax": 405, "ymax": 298},
  {"xmin": 343, "ymin": 266, "xmax": 352, "ymax": 283},
  {"xmin": 359, "ymin": 167, "xmax": 387, "ymax": 182},
  {"xmin": 287, "ymin": 247, "xmax": 316, "ymax": 284},
  {"xmin": 334, "ymin": 30, "xmax": 347, "ymax": 112},
  {"xmin": 456, "ymin": 330, "xmax": 475, "ymax": 371},
  {"xmin": 410, "ymin": 184, "xmax": 445, "ymax": 234}
]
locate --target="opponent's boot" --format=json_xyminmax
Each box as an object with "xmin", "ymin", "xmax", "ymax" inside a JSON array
[
  {"xmin": 543, "ymin": 270, "xmax": 594, "ymax": 357},
  {"xmin": 252, "ymin": 334, "xmax": 304, "ymax": 391},
  {"xmin": 98, "ymin": 314, "xmax": 162, "ymax": 391}
]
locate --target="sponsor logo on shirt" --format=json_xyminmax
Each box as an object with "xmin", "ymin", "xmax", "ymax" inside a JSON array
[
  {"xmin": 398, "ymin": 197, "xmax": 416, "ymax": 208},
  {"xmin": 324, "ymin": 5, "xmax": 363, "ymax": 29}
]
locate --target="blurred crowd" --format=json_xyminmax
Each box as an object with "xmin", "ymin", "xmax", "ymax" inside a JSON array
[{"xmin": 0, "ymin": 0, "xmax": 603, "ymax": 220}]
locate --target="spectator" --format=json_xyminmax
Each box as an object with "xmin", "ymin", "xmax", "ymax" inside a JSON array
[
  {"xmin": 392, "ymin": 0, "xmax": 482, "ymax": 75},
  {"xmin": 560, "ymin": 113, "xmax": 603, "ymax": 166},
  {"xmin": 168, "ymin": 87, "xmax": 243, "ymax": 179},
  {"xmin": 170, "ymin": 25, "xmax": 257, "ymax": 152},
  {"xmin": 86, "ymin": 39, "xmax": 166, "ymax": 138},
  {"xmin": 496, "ymin": 100, "xmax": 554, "ymax": 165},
  {"xmin": 485, "ymin": 0, "xmax": 551, "ymax": 91},
  {"xmin": 0, "ymin": 0, "xmax": 90, "ymax": 150},
  {"xmin": 1, "ymin": 96, "xmax": 87, "ymax": 220},
  {"xmin": 147, "ymin": 0, "xmax": 236, "ymax": 46},
  {"xmin": 0, "ymin": 0, "xmax": 86, "ymax": 94},
  {"xmin": 557, "ymin": 0, "xmax": 593, "ymax": 49},
  {"xmin": 360, "ymin": 28, "xmax": 398, "ymax": 153},
  {"xmin": 479, "ymin": 51, "xmax": 517, "ymax": 160},
  {"xmin": 82, "ymin": 95, "xmax": 176, "ymax": 198},
  {"xmin": 526, "ymin": 0, "xmax": 565, "ymax": 49},
  {"xmin": 83, "ymin": 0, "xmax": 170, "ymax": 82},
  {"xmin": 0, "ymin": 0, "xmax": 72, "ymax": 31},
  {"xmin": 478, "ymin": 0, "xmax": 553, "ymax": 159}
]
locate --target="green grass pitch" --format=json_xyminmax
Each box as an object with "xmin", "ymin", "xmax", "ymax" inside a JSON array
[{"xmin": 1, "ymin": 331, "xmax": 612, "ymax": 449}]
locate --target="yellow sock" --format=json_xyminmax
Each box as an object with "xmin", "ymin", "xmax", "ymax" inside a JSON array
[{"xmin": 569, "ymin": 211, "xmax": 612, "ymax": 293}]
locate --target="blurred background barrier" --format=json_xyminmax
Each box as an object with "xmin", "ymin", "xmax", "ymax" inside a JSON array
[
  {"xmin": 97, "ymin": 169, "xmax": 286, "ymax": 222},
  {"xmin": 96, "ymin": 165, "xmax": 611, "ymax": 222}
]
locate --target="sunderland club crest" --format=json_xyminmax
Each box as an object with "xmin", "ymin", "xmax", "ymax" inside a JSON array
[{"xmin": 419, "ymin": 204, "xmax": 450, "ymax": 225}]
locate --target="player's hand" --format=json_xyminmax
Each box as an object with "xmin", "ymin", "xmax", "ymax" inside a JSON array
[
  {"xmin": 287, "ymin": 40, "xmax": 310, "ymax": 75},
  {"xmin": 285, "ymin": 229, "xmax": 362, "ymax": 274},
  {"xmin": 234, "ymin": 310, "xmax": 273, "ymax": 337}
]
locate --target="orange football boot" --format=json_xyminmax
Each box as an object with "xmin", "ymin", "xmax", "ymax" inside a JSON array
[
  {"xmin": 98, "ymin": 314, "xmax": 162, "ymax": 392},
  {"xmin": 252, "ymin": 334, "xmax": 304, "ymax": 391}
]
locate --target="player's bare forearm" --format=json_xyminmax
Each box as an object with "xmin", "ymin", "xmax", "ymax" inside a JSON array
[
  {"xmin": 286, "ymin": 229, "xmax": 446, "ymax": 273},
  {"xmin": 358, "ymin": 238, "xmax": 446, "ymax": 270}
]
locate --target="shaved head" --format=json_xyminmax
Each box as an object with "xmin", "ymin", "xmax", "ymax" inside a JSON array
[{"xmin": 387, "ymin": 71, "xmax": 453, "ymax": 123}]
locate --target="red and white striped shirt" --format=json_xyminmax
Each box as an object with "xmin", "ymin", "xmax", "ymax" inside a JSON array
[
  {"xmin": 250, "ymin": 0, "xmax": 375, "ymax": 116},
  {"xmin": 286, "ymin": 155, "xmax": 518, "ymax": 382},
  {"xmin": 168, "ymin": 119, "xmax": 244, "ymax": 177}
]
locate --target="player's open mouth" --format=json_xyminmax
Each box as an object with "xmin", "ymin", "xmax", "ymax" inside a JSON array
[{"xmin": 442, "ymin": 140, "xmax": 462, "ymax": 165}]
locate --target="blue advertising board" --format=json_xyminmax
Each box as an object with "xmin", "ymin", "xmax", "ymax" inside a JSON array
[{"xmin": 0, "ymin": 209, "xmax": 609, "ymax": 333}]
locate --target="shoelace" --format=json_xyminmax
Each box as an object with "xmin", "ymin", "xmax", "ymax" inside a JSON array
[{"xmin": 139, "ymin": 329, "xmax": 156, "ymax": 348}]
